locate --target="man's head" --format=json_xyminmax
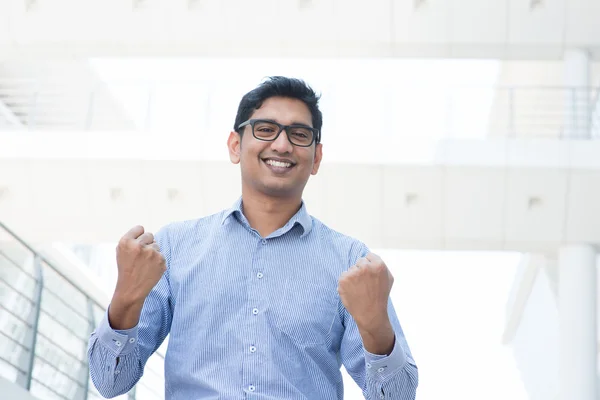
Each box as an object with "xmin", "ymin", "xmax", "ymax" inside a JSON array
[{"xmin": 227, "ymin": 76, "xmax": 323, "ymax": 199}]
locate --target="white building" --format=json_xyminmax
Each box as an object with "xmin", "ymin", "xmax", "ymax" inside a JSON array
[{"xmin": 1, "ymin": 1, "xmax": 600, "ymax": 399}]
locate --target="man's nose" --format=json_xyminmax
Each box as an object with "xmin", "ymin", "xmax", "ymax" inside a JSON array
[{"xmin": 270, "ymin": 129, "xmax": 294, "ymax": 153}]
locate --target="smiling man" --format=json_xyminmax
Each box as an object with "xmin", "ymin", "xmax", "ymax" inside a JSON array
[{"xmin": 88, "ymin": 76, "xmax": 418, "ymax": 399}]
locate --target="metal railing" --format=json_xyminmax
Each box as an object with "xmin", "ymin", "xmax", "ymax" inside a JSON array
[
  {"xmin": 0, "ymin": 221, "xmax": 165, "ymax": 400},
  {"xmin": 0, "ymin": 81, "xmax": 599, "ymax": 139}
]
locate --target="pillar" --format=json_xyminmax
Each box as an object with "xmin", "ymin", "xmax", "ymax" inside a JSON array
[{"xmin": 558, "ymin": 244, "xmax": 597, "ymax": 400}]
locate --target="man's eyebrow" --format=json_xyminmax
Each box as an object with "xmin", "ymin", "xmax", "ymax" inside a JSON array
[{"xmin": 259, "ymin": 118, "xmax": 313, "ymax": 127}]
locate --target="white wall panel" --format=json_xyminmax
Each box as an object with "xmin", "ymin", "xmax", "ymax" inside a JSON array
[
  {"xmin": 197, "ymin": 161, "xmax": 240, "ymax": 216},
  {"xmin": 141, "ymin": 160, "xmax": 206, "ymax": 232},
  {"xmin": 504, "ymin": 168, "xmax": 567, "ymax": 248},
  {"xmin": 0, "ymin": 160, "xmax": 33, "ymax": 232},
  {"xmin": 382, "ymin": 166, "xmax": 443, "ymax": 249},
  {"xmin": 2, "ymin": 138, "xmax": 600, "ymax": 250},
  {"xmin": 443, "ymin": 167, "xmax": 505, "ymax": 248},
  {"xmin": 318, "ymin": 164, "xmax": 384, "ymax": 247},
  {"xmin": 28, "ymin": 159, "xmax": 90, "ymax": 240},
  {"xmin": 565, "ymin": 171, "xmax": 600, "ymax": 243},
  {"xmin": 87, "ymin": 160, "xmax": 146, "ymax": 240}
]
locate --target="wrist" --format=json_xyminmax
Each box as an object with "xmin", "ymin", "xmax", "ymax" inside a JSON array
[
  {"xmin": 355, "ymin": 309, "xmax": 391, "ymax": 333},
  {"xmin": 357, "ymin": 313, "xmax": 395, "ymax": 356}
]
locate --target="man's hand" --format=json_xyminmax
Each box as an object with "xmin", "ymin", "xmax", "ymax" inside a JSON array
[
  {"xmin": 338, "ymin": 252, "xmax": 396, "ymax": 355},
  {"xmin": 109, "ymin": 225, "xmax": 166, "ymax": 330}
]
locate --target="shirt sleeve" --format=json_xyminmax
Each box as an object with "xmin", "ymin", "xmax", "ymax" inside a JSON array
[
  {"xmin": 339, "ymin": 242, "xmax": 419, "ymax": 400},
  {"xmin": 87, "ymin": 225, "xmax": 174, "ymax": 398}
]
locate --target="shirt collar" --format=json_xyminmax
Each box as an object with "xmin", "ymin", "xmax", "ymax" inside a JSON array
[{"xmin": 221, "ymin": 197, "xmax": 313, "ymax": 237}]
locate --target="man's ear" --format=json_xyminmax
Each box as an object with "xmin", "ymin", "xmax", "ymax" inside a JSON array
[
  {"xmin": 228, "ymin": 131, "xmax": 242, "ymax": 164},
  {"xmin": 311, "ymin": 143, "xmax": 323, "ymax": 175}
]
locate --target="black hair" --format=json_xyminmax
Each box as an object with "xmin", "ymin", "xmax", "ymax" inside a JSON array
[{"xmin": 233, "ymin": 76, "xmax": 323, "ymax": 144}]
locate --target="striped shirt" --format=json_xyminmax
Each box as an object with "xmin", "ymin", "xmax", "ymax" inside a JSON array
[{"xmin": 88, "ymin": 198, "xmax": 418, "ymax": 399}]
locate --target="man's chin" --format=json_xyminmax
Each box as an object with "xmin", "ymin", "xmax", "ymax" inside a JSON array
[{"xmin": 259, "ymin": 181, "xmax": 302, "ymax": 199}]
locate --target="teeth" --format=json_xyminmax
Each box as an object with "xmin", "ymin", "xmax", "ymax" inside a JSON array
[{"xmin": 266, "ymin": 159, "xmax": 292, "ymax": 168}]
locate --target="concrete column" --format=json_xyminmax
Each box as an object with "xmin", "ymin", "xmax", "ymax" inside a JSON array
[
  {"xmin": 563, "ymin": 49, "xmax": 591, "ymax": 139},
  {"xmin": 558, "ymin": 244, "xmax": 597, "ymax": 400}
]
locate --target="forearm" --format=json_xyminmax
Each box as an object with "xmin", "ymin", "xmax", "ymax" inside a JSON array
[
  {"xmin": 108, "ymin": 292, "xmax": 146, "ymax": 330},
  {"xmin": 358, "ymin": 315, "xmax": 395, "ymax": 356}
]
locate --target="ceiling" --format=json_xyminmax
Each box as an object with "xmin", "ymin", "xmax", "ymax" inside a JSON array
[{"xmin": 1, "ymin": 0, "xmax": 600, "ymax": 60}]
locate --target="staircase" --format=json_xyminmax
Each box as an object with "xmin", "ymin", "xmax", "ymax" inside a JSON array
[{"xmin": 0, "ymin": 61, "xmax": 135, "ymax": 130}]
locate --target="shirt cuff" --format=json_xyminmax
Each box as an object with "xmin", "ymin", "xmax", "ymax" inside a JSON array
[
  {"xmin": 96, "ymin": 308, "xmax": 139, "ymax": 357},
  {"xmin": 364, "ymin": 335, "xmax": 407, "ymax": 382}
]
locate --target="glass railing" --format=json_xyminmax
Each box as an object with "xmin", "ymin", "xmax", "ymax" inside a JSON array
[
  {"xmin": 0, "ymin": 221, "xmax": 165, "ymax": 400},
  {"xmin": 0, "ymin": 80, "xmax": 599, "ymax": 140}
]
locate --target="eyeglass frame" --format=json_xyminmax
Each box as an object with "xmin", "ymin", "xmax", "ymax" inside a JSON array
[{"xmin": 237, "ymin": 119, "xmax": 321, "ymax": 147}]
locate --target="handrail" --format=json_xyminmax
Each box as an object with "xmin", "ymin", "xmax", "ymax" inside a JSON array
[
  {"xmin": 0, "ymin": 221, "xmax": 107, "ymax": 312},
  {"xmin": 0, "ymin": 220, "xmax": 166, "ymax": 400},
  {"xmin": 0, "ymin": 83, "xmax": 597, "ymax": 139}
]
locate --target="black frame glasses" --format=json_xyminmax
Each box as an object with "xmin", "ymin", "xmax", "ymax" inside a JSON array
[{"xmin": 237, "ymin": 119, "xmax": 320, "ymax": 147}]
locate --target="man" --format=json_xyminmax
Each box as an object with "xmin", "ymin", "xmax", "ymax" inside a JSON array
[{"xmin": 88, "ymin": 76, "xmax": 418, "ymax": 399}]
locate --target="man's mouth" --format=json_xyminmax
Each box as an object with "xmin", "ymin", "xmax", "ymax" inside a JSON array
[{"xmin": 262, "ymin": 158, "xmax": 295, "ymax": 169}]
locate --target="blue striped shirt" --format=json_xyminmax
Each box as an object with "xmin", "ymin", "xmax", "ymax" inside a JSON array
[{"xmin": 88, "ymin": 198, "xmax": 418, "ymax": 399}]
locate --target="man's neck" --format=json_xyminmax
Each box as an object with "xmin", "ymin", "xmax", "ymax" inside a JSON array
[{"xmin": 241, "ymin": 190, "xmax": 302, "ymax": 238}]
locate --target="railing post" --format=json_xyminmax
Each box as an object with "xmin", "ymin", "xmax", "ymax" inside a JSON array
[
  {"xmin": 82, "ymin": 298, "xmax": 95, "ymax": 400},
  {"xmin": 25, "ymin": 255, "xmax": 44, "ymax": 390},
  {"xmin": 145, "ymin": 84, "xmax": 153, "ymax": 131},
  {"xmin": 508, "ymin": 87, "xmax": 515, "ymax": 137},
  {"xmin": 85, "ymin": 90, "xmax": 96, "ymax": 130}
]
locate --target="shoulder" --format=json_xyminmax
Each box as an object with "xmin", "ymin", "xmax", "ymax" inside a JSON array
[
  {"xmin": 309, "ymin": 216, "xmax": 370, "ymax": 264},
  {"xmin": 154, "ymin": 209, "xmax": 229, "ymax": 250}
]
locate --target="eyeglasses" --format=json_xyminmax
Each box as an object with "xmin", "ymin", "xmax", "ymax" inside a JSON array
[{"xmin": 237, "ymin": 119, "xmax": 320, "ymax": 147}]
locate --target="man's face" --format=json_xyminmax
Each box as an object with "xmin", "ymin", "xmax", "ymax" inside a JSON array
[{"xmin": 228, "ymin": 96, "xmax": 323, "ymax": 199}]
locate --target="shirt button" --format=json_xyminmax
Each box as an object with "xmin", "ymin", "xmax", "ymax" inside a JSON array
[
  {"xmin": 257, "ymin": 272, "xmax": 263, "ymax": 279},
  {"xmin": 366, "ymin": 363, "xmax": 371, "ymax": 369},
  {"xmin": 252, "ymin": 308, "xmax": 259, "ymax": 315},
  {"xmin": 115, "ymin": 370, "xmax": 120, "ymax": 374},
  {"xmin": 378, "ymin": 367, "xmax": 385, "ymax": 372},
  {"xmin": 248, "ymin": 385, "xmax": 256, "ymax": 392},
  {"xmin": 379, "ymin": 394, "xmax": 384, "ymax": 399},
  {"xmin": 115, "ymin": 341, "xmax": 122, "ymax": 347},
  {"xmin": 129, "ymin": 338, "xmax": 135, "ymax": 343},
  {"xmin": 249, "ymin": 346, "xmax": 256, "ymax": 353},
  {"xmin": 261, "ymin": 239, "xmax": 267, "ymax": 244}
]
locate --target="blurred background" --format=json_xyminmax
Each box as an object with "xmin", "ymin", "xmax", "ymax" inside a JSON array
[{"xmin": 1, "ymin": 0, "xmax": 599, "ymax": 399}]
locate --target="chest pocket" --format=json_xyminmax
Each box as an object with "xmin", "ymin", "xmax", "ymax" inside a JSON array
[{"xmin": 271, "ymin": 277, "xmax": 339, "ymax": 347}]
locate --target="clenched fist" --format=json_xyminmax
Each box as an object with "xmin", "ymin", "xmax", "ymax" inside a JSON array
[
  {"xmin": 115, "ymin": 225, "xmax": 166, "ymax": 303},
  {"xmin": 109, "ymin": 225, "xmax": 166, "ymax": 330},
  {"xmin": 337, "ymin": 252, "xmax": 394, "ymax": 330}
]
